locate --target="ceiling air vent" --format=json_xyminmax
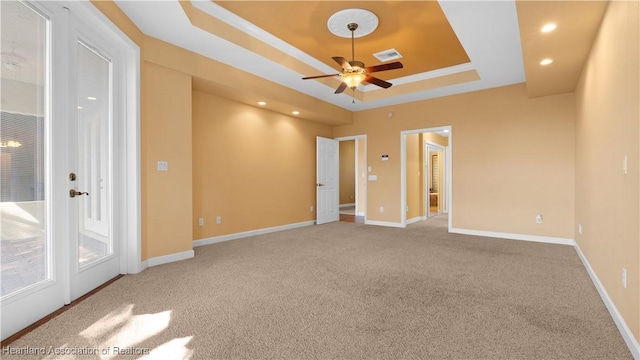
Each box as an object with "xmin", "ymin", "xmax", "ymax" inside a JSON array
[{"xmin": 373, "ymin": 48, "xmax": 403, "ymax": 62}]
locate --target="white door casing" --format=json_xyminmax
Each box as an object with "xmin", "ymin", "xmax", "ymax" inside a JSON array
[{"xmin": 316, "ymin": 136, "xmax": 339, "ymax": 225}]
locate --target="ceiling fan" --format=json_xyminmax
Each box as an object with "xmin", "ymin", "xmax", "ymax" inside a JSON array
[{"xmin": 302, "ymin": 22, "xmax": 403, "ymax": 95}]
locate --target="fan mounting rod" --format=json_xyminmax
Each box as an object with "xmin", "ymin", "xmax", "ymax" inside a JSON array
[{"xmin": 348, "ymin": 23, "xmax": 358, "ymax": 63}]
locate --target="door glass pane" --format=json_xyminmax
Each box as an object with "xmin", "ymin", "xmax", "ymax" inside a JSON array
[
  {"xmin": 1, "ymin": 2, "xmax": 49, "ymax": 297},
  {"xmin": 76, "ymin": 41, "xmax": 111, "ymax": 266}
]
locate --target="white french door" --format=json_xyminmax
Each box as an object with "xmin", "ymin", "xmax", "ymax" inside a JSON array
[
  {"xmin": 67, "ymin": 6, "xmax": 121, "ymax": 301},
  {"xmin": 1, "ymin": 1, "xmax": 129, "ymax": 340},
  {"xmin": 316, "ymin": 137, "xmax": 339, "ymax": 224}
]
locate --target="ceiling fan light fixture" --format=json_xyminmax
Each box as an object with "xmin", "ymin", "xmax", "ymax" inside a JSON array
[
  {"xmin": 302, "ymin": 9, "xmax": 401, "ymax": 96},
  {"xmin": 343, "ymin": 72, "xmax": 366, "ymax": 89}
]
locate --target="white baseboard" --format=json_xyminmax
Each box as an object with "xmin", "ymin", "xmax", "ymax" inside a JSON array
[
  {"xmin": 193, "ymin": 220, "xmax": 315, "ymax": 247},
  {"xmin": 406, "ymin": 216, "xmax": 423, "ymax": 225},
  {"xmin": 365, "ymin": 220, "xmax": 405, "ymax": 228},
  {"xmin": 146, "ymin": 250, "xmax": 194, "ymax": 267},
  {"xmin": 449, "ymin": 227, "xmax": 575, "ymax": 246},
  {"xmin": 357, "ymin": 212, "xmax": 365, "ymax": 216},
  {"xmin": 339, "ymin": 203, "xmax": 355, "ymax": 208},
  {"xmin": 139, "ymin": 260, "xmax": 149, "ymax": 273},
  {"xmin": 574, "ymin": 243, "xmax": 640, "ymax": 359}
]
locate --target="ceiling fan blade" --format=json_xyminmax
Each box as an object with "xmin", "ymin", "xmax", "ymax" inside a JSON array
[
  {"xmin": 333, "ymin": 57, "xmax": 352, "ymax": 70},
  {"xmin": 302, "ymin": 73, "xmax": 340, "ymax": 80},
  {"xmin": 334, "ymin": 82, "xmax": 348, "ymax": 94},
  {"xmin": 365, "ymin": 75, "xmax": 392, "ymax": 89},
  {"xmin": 365, "ymin": 62, "xmax": 403, "ymax": 73}
]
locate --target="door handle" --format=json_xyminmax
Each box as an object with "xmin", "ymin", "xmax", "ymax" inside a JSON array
[
  {"xmin": 317, "ymin": 183, "xmax": 325, "ymax": 187},
  {"xmin": 69, "ymin": 189, "xmax": 89, "ymax": 198}
]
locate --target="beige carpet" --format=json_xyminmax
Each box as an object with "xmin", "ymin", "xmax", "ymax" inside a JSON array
[{"xmin": 5, "ymin": 216, "xmax": 632, "ymax": 359}]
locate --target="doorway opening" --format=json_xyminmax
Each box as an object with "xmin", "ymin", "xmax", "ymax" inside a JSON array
[
  {"xmin": 336, "ymin": 136, "xmax": 366, "ymax": 223},
  {"xmin": 426, "ymin": 141, "xmax": 446, "ymax": 218},
  {"xmin": 400, "ymin": 127, "xmax": 451, "ymax": 229}
]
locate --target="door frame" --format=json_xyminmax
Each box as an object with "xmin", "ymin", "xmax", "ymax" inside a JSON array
[
  {"xmin": 335, "ymin": 135, "xmax": 367, "ymax": 221},
  {"xmin": 400, "ymin": 126, "xmax": 452, "ymax": 229}
]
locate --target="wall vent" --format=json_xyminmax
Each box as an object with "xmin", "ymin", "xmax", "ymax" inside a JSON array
[{"xmin": 373, "ymin": 48, "xmax": 403, "ymax": 62}]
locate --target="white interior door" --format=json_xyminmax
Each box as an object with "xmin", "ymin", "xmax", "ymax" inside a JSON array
[{"xmin": 316, "ymin": 137, "xmax": 339, "ymax": 224}]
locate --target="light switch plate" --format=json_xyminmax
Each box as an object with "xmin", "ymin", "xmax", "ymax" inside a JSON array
[{"xmin": 157, "ymin": 161, "xmax": 168, "ymax": 171}]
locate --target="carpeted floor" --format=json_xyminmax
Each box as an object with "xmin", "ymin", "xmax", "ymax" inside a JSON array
[{"xmin": 4, "ymin": 216, "xmax": 632, "ymax": 359}]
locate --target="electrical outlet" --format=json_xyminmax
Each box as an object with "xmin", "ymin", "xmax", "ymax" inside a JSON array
[
  {"xmin": 578, "ymin": 224, "xmax": 583, "ymax": 234},
  {"xmin": 535, "ymin": 214, "xmax": 543, "ymax": 224},
  {"xmin": 406, "ymin": 205, "xmax": 409, "ymax": 212},
  {"xmin": 380, "ymin": 206, "xmax": 384, "ymax": 213},
  {"xmin": 310, "ymin": 206, "xmax": 314, "ymax": 212},
  {"xmin": 198, "ymin": 218, "xmax": 204, "ymax": 227},
  {"xmin": 623, "ymin": 155, "xmax": 628, "ymax": 175},
  {"xmin": 216, "ymin": 216, "xmax": 221, "ymax": 224},
  {"xmin": 622, "ymin": 268, "xmax": 627, "ymax": 288}
]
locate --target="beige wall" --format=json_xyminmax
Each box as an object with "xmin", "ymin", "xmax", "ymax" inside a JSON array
[
  {"xmin": 143, "ymin": 62, "xmax": 193, "ymax": 259},
  {"xmin": 339, "ymin": 140, "xmax": 356, "ymax": 205},
  {"xmin": 192, "ymin": 90, "xmax": 332, "ymax": 239},
  {"xmin": 424, "ymin": 132, "xmax": 448, "ymax": 147},
  {"xmin": 357, "ymin": 138, "xmax": 366, "ymax": 215},
  {"xmin": 334, "ymin": 83, "xmax": 576, "ymax": 239},
  {"xmin": 575, "ymin": 0, "xmax": 640, "ymax": 343},
  {"xmin": 94, "ymin": 1, "xmax": 336, "ymax": 260},
  {"xmin": 406, "ymin": 134, "xmax": 421, "ymax": 220}
]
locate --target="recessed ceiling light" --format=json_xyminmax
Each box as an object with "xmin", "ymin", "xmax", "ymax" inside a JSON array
[
  {"xmin": 257, "ymin": 101, "xmax": 266, "ymax": 106},
  {"xmin": 77, "ymin": 106, "xmax": 83, "ymax": 109},
  {"xmin": 540, "ymin": 58, "xmax": 553, "ymax": 66},
  {"xmin": 87, "ymin": 96, "xmax": 97, "ymax": 100},
  {"xmin": 292, "ymin": 111, "xmax": 300, "ymax": 115},
  {"xmin": 541, "ymin": 23, "xmax": 557, "ymax": 33}
]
